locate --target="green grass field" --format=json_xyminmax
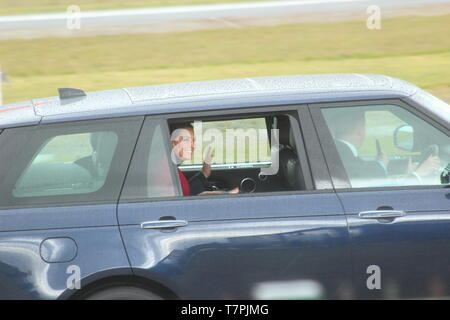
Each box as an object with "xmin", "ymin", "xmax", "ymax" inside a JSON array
[
  {"xmin": 1, "ymin": 14, "xmax": 450, "ymax": 104},
  {"xmin": 0, "ymin": 0, "xmax": 277, "ymax": 15}
]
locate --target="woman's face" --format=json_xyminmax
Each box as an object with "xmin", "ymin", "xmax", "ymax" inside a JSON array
[{"xmin": 172, "ymin": 128, "xmax": 195, "ymax": 161}]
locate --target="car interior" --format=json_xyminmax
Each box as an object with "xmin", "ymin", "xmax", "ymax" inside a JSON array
[
  {"xmin": 322, "ymin": 105, "xmax": 450, "ymax": 188},
  {"xmin": 374, "ymin": 108, "xmax": 450, "ymax": 185},
  {"xmin": 169, "ymin": 113, "xmax": 307, "ymax": 195}
]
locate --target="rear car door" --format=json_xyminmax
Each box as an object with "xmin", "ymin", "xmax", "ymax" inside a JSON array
[
  {"xmin": 311, "ymin": 100, "xmax": 450, "ymax": 299},
  {"xmin": 0, "ymin": 117, "xmax": 142, "ymax": 299},
  {"xmin": 117, "ymin": 105, "xmax": 353, "ymax": 299}
]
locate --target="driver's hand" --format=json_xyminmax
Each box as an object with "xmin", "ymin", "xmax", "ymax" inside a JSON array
[{"xmin": 415, "ymin": 155, "xmax": 441, "ymax": 177}]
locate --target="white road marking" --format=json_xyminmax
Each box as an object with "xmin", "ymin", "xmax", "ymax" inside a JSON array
[{"xmin": 0, "ymin": 0, "xmax": 365, "ymax": 22}]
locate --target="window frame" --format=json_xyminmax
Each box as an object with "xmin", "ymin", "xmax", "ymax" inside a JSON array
[
  {"xmin": 309, "ymin": 98, "xmax": 450, "ymax": 192},
  {"xmin": 119, "ymin": 103, "xmax": 333, "ymax": 204},
  {"xmin": 0, "ymin": 116, "xmax": 144, "ymax": 209}
]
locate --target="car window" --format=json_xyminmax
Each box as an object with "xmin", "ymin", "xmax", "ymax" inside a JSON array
[
  {"xmin": 0, "ymin": 117, "xmax": 143, "ymax": 208},
  {"xmin": 13, "ymin": 131, "xmax": 118, "ymax": 198},
  {"xmin": 120, "ymin": 112, "xmax": 308, "ymax": 201},
  {"xmin": 321, "ymin": 104, "xmax": 450, "ymax": 188}
]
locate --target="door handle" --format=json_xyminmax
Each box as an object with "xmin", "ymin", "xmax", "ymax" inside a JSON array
[
  {"xmin": 358, "ymin": 210, "xmax": 406, "ymax": 220},
  {"xmin": 140, "ymin": 220, "xmax": 188, "ymax": 229}
]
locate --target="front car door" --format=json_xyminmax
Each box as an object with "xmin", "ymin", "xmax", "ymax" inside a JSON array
[
  {"xmin": 117, "ymin": 105, "xmax": 353, "ymax": 299},
  {"xmin": 311, "ymin": 99, "xmax": 450, "ymax": 299}
]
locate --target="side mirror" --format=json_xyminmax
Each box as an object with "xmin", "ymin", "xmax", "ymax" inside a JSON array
[{"xmin": 394, "ymin": 124, "xmax": 414, "ymax": 151}]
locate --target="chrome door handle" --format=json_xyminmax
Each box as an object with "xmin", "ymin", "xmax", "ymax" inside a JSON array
[
  {"xmin": 358, "ymin": 210, "xmax": 406, "ymax": 219},
  {"xmin": 140, "ymin": 220, "xmax": 188, "ymax": 229}
]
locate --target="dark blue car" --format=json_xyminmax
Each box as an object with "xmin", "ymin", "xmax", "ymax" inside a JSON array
[{"xmin": 0, "ymin": 74, "xmax": 449, "ymax": 299}]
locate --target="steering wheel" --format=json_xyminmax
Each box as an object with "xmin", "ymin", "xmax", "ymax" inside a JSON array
[
  {"xmin": 413, "ymin": 144, "xmax": 444, "ymax": 184},
  {"xmin": 417, "ymin": 144, "xmax": 439, "ymax": 168},
  {"xmin": 240, "ymin": 178, "xmax": 256, "ymax": 193}
]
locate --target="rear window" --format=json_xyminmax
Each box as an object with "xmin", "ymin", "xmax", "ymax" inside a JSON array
[
  {"xmin": 13, "ymin": 131, "xmax": 118, "ymax": 198},
  {"xmin": 0, "ymin": 117, "xmax": 143, "ymax": 208}
]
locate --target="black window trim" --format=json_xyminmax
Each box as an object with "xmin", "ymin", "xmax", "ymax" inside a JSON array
[
  {"xmin": 297, "ymin": 106, "xmax": 334, "ymax": 190},
  {"xmin": 308, "ymin": 98, "xmax": 450, "ymax": 192}
]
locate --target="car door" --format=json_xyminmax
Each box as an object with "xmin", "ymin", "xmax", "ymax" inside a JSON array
[
  {"xmin": 117, "ymin": 106, "xmax": 353, "ymax": 300},
  {"xmin": 0, "ymin": 116, "xmax": 143, "ymax": 299},
  {"xmin": 311, "ymin": 99, "xmax": 450, "ymax": 299}
]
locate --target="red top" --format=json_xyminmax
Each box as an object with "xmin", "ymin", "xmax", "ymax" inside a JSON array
[{"xmin": 178, "ymin": 168, "xmax": 190, "ymax": 196}]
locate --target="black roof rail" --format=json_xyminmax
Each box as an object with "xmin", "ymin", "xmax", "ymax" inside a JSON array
[{"xmin": 58, "ymin": 87, "xmax": 86, "ymax": 100}]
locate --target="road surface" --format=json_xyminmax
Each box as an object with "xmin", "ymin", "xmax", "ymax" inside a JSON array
[{"xmin": 0, "ymin": 0, "xmax": 449, "ymax": 39}]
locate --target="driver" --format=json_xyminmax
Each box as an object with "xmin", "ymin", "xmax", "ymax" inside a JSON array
[
  {"xmin": 330, "ymin": 111, "xmax": 440, "ymax": 186},
  {"xmin": 170, "ymin": 123, "xmax": 240, "ymax": 196}
]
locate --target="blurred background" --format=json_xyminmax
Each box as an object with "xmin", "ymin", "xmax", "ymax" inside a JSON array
[{"xmin": 0, "ymin": 0, "xmax": 449, "ymax": 105}]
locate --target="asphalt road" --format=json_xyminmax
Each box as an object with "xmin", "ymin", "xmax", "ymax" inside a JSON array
[{"xmin": 0, "ymin": 0, "xmax": 449, "ymax": 39}]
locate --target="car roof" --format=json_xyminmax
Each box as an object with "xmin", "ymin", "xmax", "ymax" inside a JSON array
[{"xmin": 0, "ymin": 74, "xmax": 419, "ymax": 128}]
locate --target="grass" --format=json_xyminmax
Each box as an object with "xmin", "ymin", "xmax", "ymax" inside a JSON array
[
  {"xmin": 0, "ymin": 0, "xmax": 280, "ymax": 15},
  {"xmin": 1, "ymin": 14, "xmax": 450, "ymax": 104}
]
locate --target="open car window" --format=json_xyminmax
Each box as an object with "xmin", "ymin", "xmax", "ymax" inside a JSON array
[
  {"xmin": 180, "ymin": 117, "xmax": 272, "ymax": 171},
  {"xmin": 120, "ymin": 112, "xmax": 309, "ymax": 201},
  {"xmin": 168, "ymin": 113, "xmax": 306, "ymax": 196}
]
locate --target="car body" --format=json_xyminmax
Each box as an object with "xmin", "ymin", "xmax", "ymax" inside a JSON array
[{"xmin": 0, "ymin": 74, "xmax": 449, "ymax": 299}]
